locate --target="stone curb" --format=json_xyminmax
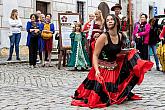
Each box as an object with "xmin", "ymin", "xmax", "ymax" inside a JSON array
[
  {"xmin": 0, "ymin": 59, "xmax": 59, "ymax": 65},
  {"xmin": 0, "ymin": 60, "xmax": 29, "ymax": 65}
]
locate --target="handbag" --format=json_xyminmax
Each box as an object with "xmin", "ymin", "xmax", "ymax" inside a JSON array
[
  {"xmin": 41, "ymin": 31, "xmax": 52, "ymax": 40},
  {"xmin": 41, "ymin": 23, "xmax": 53, "ymax": 40},
  {"xmin": 135, "ymin": 24, "xmax": 145, "ymax": 45}
]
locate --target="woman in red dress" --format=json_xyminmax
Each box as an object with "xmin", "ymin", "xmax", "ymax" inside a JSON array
[
  {"xmin": 71, "ymin": 14, "xmax": 153, "ymax": 108},
  {"xmin": 82, "ymin": 14, "xmax": 95, "ymax": 38},
  {"xmin": 87, "ymin": 10, "xmax": 104, "ymax": 64},
  {"xmin": 82, "ymin": 14, "xmax": 95, "ymax": 57}
]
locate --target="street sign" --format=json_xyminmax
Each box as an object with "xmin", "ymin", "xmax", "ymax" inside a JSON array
[{"xmin": 154, "ymin": 7, "xmax": 158, "ymax": 16}]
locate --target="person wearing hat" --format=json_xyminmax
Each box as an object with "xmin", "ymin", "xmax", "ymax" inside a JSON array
[{"xmin": 111, "ymin": 3, "xmax": 122, "ymax": 19}]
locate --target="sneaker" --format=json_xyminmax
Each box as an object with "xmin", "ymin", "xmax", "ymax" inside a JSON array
[
  {"xmin": 156, "ymin": 67, "xmax": 160, "ymax": 71},
  {"xmin": 16, "ymin": 57, "xmax": 21, "ymax": 61},
  {"xmin": 7, "ymin": 57, "xmax": 12, "ymax": 61},
  {"xmin": 36, "ymin": 60, "xmax": 41, "ymax": 64},
  {"xmin": 41, "ymin": 64, "xmax": 45, "ymax": 67}
]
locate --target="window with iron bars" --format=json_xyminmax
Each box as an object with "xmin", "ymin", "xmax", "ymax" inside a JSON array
[{"xmin": 77, "ymin": 1, "xmax": 84, "ymax": 24}]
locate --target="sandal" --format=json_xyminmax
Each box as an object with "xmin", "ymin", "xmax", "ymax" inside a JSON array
[
  {"xmin": 42, "ymin": 64, "xmax": 45, "ymax": 67},
  {"xmin": 48, "ymin": 64, "xmax": 53, "ymax": 67}
]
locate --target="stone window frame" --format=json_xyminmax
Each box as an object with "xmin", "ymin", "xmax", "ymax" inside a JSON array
[
  {"xmin": 33, "ymin": 0, "xmax": 52, "ymax": 14},
  {"xmin": 77, "ymin": 1, "xmax": 85, "ymax": 24}
]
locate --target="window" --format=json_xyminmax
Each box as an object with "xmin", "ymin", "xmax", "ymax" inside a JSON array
[
  {"xmin": 77, "ymin": 1, "xmax": 84, "ymax": 24},
  {"xmin": 36, "ymin": 1, "xmax": 47, "ymax": 15}
]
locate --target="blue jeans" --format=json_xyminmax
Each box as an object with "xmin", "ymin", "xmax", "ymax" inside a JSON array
[
  {"xmin": 149, "ymin": 45, "xmax": 159, "ymax": 67},
  {"xmin": 9, "ymin": 33, "xmax": 21, "ymax": 58}
]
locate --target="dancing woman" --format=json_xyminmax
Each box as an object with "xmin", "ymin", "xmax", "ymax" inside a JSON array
[{"xmin": 71, "ymin": 14, "xmax": 153, "ymax": 108}]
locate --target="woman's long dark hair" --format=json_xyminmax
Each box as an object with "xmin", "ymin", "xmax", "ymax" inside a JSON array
[
  {"xmin": 104, "ymin": 14, "xmax": 127, "ymax": 48},
  {"xmin": 104, "ymin": 14, "xmax": 120, "ymax": 32}
]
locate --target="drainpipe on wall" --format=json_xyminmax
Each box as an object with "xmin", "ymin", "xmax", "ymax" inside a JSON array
[
  {"xmin": 119, "ymin": 0, "xmax": 121, "ymax": 5},
  {"xmin": 128, "ymin": 0, "xmax": 133, "ymax": 41}
]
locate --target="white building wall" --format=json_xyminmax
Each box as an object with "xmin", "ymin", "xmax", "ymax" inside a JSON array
[
  {"xmin": 0, "ymin": 0, "xmax": 120, "ymax": 49},
  {"xmin": 156, "ymin": 0, "xmax": 165, "ymax": 15},
  {"xmin": 131, "ymin": 0, "xmax": 165, "ymax": 23},
  {"xmin": 1, "ymin": 0, "xmax": 164, "ymax": 49}
]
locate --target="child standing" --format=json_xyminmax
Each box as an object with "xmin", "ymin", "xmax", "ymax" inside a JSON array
[{"xmin": 68, "ymin": 22, "xmax": 90, "ymax": 70}]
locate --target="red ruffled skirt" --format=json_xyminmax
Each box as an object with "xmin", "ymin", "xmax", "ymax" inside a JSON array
[{"xmin": 71, "ymin": 49, "xmax": 153, "ymax": 108}]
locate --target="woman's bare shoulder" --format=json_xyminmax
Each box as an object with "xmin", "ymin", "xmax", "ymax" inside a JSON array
[{"xmin": 99, "ymin": 33, "xmax": 107, "ymax": 39}]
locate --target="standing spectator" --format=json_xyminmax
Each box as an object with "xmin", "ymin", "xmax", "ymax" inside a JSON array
[
  {"xmin": 133, "ymin": 14, "xmax": 150, "ymax": 60},
  {"xmin": 87, "ymin": 10, "xmax": 104, "ymax": 64},
  {"xmin": 7, "ymin": 9, "xmax": 22, "ymax": 61},
  {"xmin": 158, "ymin": 26, "xmax": 165, "ymax": 72},
  {"xmin": 121, "ymin": 16, "xmax": 128, "ymax": 32},
  {"xmin": 161, "ymin": 19, "xmax": 165, "ymax": 26},
  {"xmin": 26, "ymin": 14, "xmax": 41, "ymax": 68},
  {"xmin": 111, "ymin": 3, "xmax": 122, "ymax": 20},
  {"xmin": 41, "ymin": 13, "xmax": 55, "ymax": 67},
  {"xmin": 36, "ymin": 11, "xmax": 48, "ymax": 63},
  {"xmin": 67, "ymin": 22, "xmax": 90, "ymax": 70},
  {"xmin": 160, "ymin": 26, "xmax": 165, "ymax": 41},
  {"xmin": 82, "ymin": 14, "xmax": 95, "ymax": 38},
  {"xmin": 82, "ymin": 13, "xmax": 95, "ymax": 58},
  {"xmin": 36, "ymin": 10, "xmax": 41, "ymax": 18},
  {"xmin": 131, "ymin": 13, "xmax": 143, "ymax": 47},
  {"xmin": 37, "ymin": 14, "xmax": 45, "ymax": 64},
  {"xmin": 41, "ymin": 14, "xmax": 45, "ymax": 22},
  {"xmin": 148, "ymin": 18, "xmax": 160, "ymax": 71},
  {"xmin": 36, "ymin": 12, "xmax": 48, "ymax": 62}
]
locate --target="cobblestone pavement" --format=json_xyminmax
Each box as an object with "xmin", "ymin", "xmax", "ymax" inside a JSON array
[{"xmin": 0, "ymin": 61, "xmax": 165, "ymax": 110}]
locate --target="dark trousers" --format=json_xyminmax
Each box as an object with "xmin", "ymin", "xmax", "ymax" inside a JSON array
[
  {"xmin": 39, "ymin": 52, "xmax": 42, "ymax": 60},
  {"xmin": 29, "ymin": 37, "xmax": 38, "ymax": 66},
  {"xmin": 136, "ymin": 43, "xmax": 149, "ymax": 60}
]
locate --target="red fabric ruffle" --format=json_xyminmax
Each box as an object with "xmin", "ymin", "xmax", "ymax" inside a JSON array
[{"xmin": 71, "ymin": 49, "xmax": 153, "ymax": 108}]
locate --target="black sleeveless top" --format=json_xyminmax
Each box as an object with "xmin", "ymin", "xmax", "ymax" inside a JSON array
[{"xmin": 98, "ymin": 32, "xmax": 122, "ymax": 62}]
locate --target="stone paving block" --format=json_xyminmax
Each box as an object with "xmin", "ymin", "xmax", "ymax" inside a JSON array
[
  {"xmin": 29, "ymin": 76, "xmax": 37, "ymax": 87},
  {"xmin": 17, "ymin": 75, "xmax": 26, "ymax": 86},
  {"xmin": 2, "ymin": 105, "xmax": 17, "ymax": 110},
  {"xmin": 40, "ymin": 77, "xmax": 49, "ymax": 88},
  {"xmin": 0, "ymin": 63, "xmax": 165, "ymax": 109},
  {"xmin": 24, "ymin": 76, "xmax": 31, "ymax": 87},
  {"xmin": 0, "ymin": 73, "xmax": 4, "ymax": 83}
]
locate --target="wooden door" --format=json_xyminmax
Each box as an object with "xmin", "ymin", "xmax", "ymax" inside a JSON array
[{"xmin": 36, "ymin": 1, "xmax": 47, "ymax": 15}]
